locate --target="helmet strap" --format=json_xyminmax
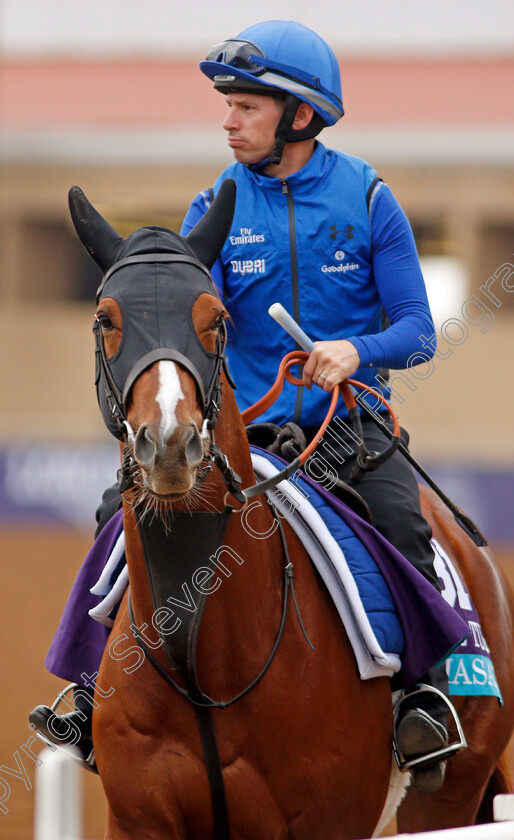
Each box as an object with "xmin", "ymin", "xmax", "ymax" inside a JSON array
[
  {"xmin": 248, "ymin": 96, "xmax": 327, "ymax": 171},
  {"xmin": 267, "ymin": 94, "xmax": 301, "ymax": 165}
]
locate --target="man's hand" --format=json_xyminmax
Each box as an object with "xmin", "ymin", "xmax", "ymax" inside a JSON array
[{"xmin": 302, "ymin": 340, "xmax": 361, "ymax": 391}]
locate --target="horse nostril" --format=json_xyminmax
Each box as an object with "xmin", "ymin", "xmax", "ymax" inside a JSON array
[
  {"xmin": 134, "ymin": 424, "xmax": 158, "ymax": 470},
  {"xmin": 185, "ymin": 426, "xmax": 204, "ymax": 469}
]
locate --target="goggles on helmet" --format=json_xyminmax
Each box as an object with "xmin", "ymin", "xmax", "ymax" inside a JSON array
[
  {"xmin": 206, "ymin": 39, "xmax": 266, "ymax": 74},
  {"xmin": 205, "ymin": 38, "xmax": 342, "ymax": 112}
]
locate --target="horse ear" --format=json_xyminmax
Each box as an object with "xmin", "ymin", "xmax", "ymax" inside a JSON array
[
  {"xmin": 186, "ymin": 179, "xmax": 236, "ymax": 269},
  {"xmin": 68, "ymin": 186, "xmax": 124, "ymax": 272}
]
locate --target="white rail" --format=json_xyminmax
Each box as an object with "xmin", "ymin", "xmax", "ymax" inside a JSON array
[{"xmin": 34, "ymin": 748, "xmax": 82, "ymax": 840}]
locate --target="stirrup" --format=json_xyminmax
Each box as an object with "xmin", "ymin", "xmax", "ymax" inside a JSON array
[
  {"xmin": 392, "ymin": 683, "xmax": 467, "ymax": 772},
  {"xmin": 33, "ymin": 683, "xmax": 97, "ymax": 774}
]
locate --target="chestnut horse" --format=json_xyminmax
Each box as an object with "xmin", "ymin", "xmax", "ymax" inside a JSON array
[{"xmin": 68, "ymin": 181, "xmax": 514, "ymax": 839}]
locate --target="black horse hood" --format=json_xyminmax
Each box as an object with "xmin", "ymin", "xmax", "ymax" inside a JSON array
[
  {"xmin": 97, "ymin": 226, "xmax": 222, "ymax": 433},
  {"xmin": 67, "ymin": 181, "xmax": 237, "ymax": 439}
]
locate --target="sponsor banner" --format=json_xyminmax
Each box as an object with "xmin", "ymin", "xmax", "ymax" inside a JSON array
[
  {"xmin": 423, "ymin": 463, "xmax": 514, "ymax": 545},
  {"xmin": 0, "ymin": 444, "xmax": 119, "ymax": 528}
]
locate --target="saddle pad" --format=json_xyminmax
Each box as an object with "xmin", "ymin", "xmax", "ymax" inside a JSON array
[
  {"xmin": 251, "ymin": 452, "xmax": 403, "ymax": 679},
  {"xmin": 252, "ymin": 448, "xmax": 501, "ymax": 701},
  {"xmin": 87, "ymin": 492, "xmax": 402, "ymax": 679}
]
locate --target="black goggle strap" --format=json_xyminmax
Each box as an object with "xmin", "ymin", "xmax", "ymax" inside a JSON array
[
  {"xmin": 96, "ymin": 253, "xmax": 213, "ymax": 303},
  {"xmin": 249, "ymin": 55, "xmax": 342, "ymax": 106}
]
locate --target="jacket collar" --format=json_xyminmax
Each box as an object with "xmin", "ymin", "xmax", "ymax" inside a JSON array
[{"xmin": 247, "ymin": 141, "xmax": 328, "ymax": 191}]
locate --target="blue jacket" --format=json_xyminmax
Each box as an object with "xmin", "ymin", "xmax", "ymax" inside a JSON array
[{"xmin": 181, "ymin": 142, "xmax": 435, "ymax": 427}]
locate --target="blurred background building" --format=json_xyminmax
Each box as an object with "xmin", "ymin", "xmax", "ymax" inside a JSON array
[{"xmin": 0, "ymin": 1, "xmax": 513, "ymax": 835}]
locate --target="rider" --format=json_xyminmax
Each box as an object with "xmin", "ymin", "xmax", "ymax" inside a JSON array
[
  {"xmin": 181, "ymin": 20, "xmax": 460, "ymax": 794},
  {"xmin": 30, "ymin": 20, "xmax": 461, "ymax": 793}
]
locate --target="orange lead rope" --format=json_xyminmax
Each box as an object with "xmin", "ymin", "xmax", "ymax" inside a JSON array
[{"xmin": 241, "ymin": 350, "xmax": 400, "ymax": 467}]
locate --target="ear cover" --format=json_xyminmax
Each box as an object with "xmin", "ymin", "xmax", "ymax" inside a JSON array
[
  {"xmin": 68, "ymin": 186, "xmax": 124, "ymax": 272},
  {"xmin": 186, "ymin": 178, "xmax": 236, "ymax": 268}
]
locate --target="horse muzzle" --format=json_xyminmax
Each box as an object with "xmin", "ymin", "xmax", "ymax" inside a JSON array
[{"xmin": 133, "ymin": 420, "xmax": 206, "ymax": 497}]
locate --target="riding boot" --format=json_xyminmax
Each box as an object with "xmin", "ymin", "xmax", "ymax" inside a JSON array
[
  {"xmin": 395, "ymin": 663, "xmax": 452, "ymax": 794},
  {"xmin": 29, "ymin": 686, "xmax": 95, "ymax": 759}
]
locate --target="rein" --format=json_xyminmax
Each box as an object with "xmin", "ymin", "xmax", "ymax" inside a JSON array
[
  {"xmin": 236, "ymin": 351, "xmax": 487, "ymax": 545},
  {"xmin": 235, "ymin": 350, "xmax": 401, "ymax": 502},
  {"xmin": 127, "ymin": 508, "xmax": 312, "ymax": 709}
]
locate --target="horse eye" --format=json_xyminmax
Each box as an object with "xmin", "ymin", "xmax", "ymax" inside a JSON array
[
  {"xmin": 212, "ymin": 313, "xmax": 226, "ymax": 330},
  {"xmin": 96, "ymin": 313, "xmax": 114, "ymax": 332}
]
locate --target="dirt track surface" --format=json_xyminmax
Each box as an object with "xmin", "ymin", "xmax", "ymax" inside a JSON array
[
  {"xmin": 1, "ymin": 527, "xmax": 513, "ymax": 839},
  {"xmin": 0, "ymin": 528, "xmax": 107, "ymax": 840}
]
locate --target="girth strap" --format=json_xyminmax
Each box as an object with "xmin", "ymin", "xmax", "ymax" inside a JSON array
[
  {"xmin": 127, "ymin": 595, "xmax": 231, "ymax": 840},
  {"xmin": 194, "ymin": 706, "xmax": 231, "ymax": 840}
]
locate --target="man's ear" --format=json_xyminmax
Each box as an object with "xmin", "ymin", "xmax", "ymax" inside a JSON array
[{"xmin": 292, "ymin": 103, "xmax": 315, "ymax": 131}]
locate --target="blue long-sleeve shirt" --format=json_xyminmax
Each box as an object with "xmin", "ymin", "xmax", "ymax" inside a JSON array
[{"xmin": 181, "ymin": 142, "xmax": 434, "ymax": 425}]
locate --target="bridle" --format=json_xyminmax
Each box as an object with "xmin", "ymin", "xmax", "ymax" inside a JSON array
[
  {"xmin": 94, "ymin": 250, "xmax": 248, "ymax": 505},
  {"xmin": 94, "ymin": 252, "xmax": 229, "ymax": 444}
]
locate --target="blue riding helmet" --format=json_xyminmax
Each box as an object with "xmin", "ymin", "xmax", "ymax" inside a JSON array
[{"xmin": 200, "ymin": 21, "xmax": 344, "ymax": 165}]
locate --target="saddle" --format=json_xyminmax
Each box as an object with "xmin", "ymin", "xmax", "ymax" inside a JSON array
[{"xmin": 245, "ymin": 421, "xmax": 373, "ymax": 524}]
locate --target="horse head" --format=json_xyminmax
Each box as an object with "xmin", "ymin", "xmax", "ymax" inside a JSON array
[{"xmin": 68, "ymin": 181, "xmax": 236, "ymax": 507}]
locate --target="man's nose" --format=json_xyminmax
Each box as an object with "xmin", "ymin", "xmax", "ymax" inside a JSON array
[{"xmin": 223, "ymin": 109, "xmax": 238, "ymax": 131}]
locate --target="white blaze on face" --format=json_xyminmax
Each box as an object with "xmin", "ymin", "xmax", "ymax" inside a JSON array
[{"xmin": 156, "ymin": 361, "xmax": 185, "ymax": 442}]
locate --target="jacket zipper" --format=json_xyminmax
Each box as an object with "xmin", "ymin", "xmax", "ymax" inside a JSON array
[{"xmin": 282, "ymin": 179, "xmax": 303, "ymax": 424}]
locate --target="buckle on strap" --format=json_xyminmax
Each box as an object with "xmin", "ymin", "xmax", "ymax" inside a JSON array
[
  {"xmin": 210, "ymin": 443, "xmax": 245, "ymax": 504},
  {"xmin": 392, "ymin": 684, "xmax": 467, "ymax": 772}
]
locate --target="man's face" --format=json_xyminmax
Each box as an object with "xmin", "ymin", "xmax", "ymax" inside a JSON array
[{"xmin": 222, "ymin": 92, "xmax": 285, "ymax": 165}]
